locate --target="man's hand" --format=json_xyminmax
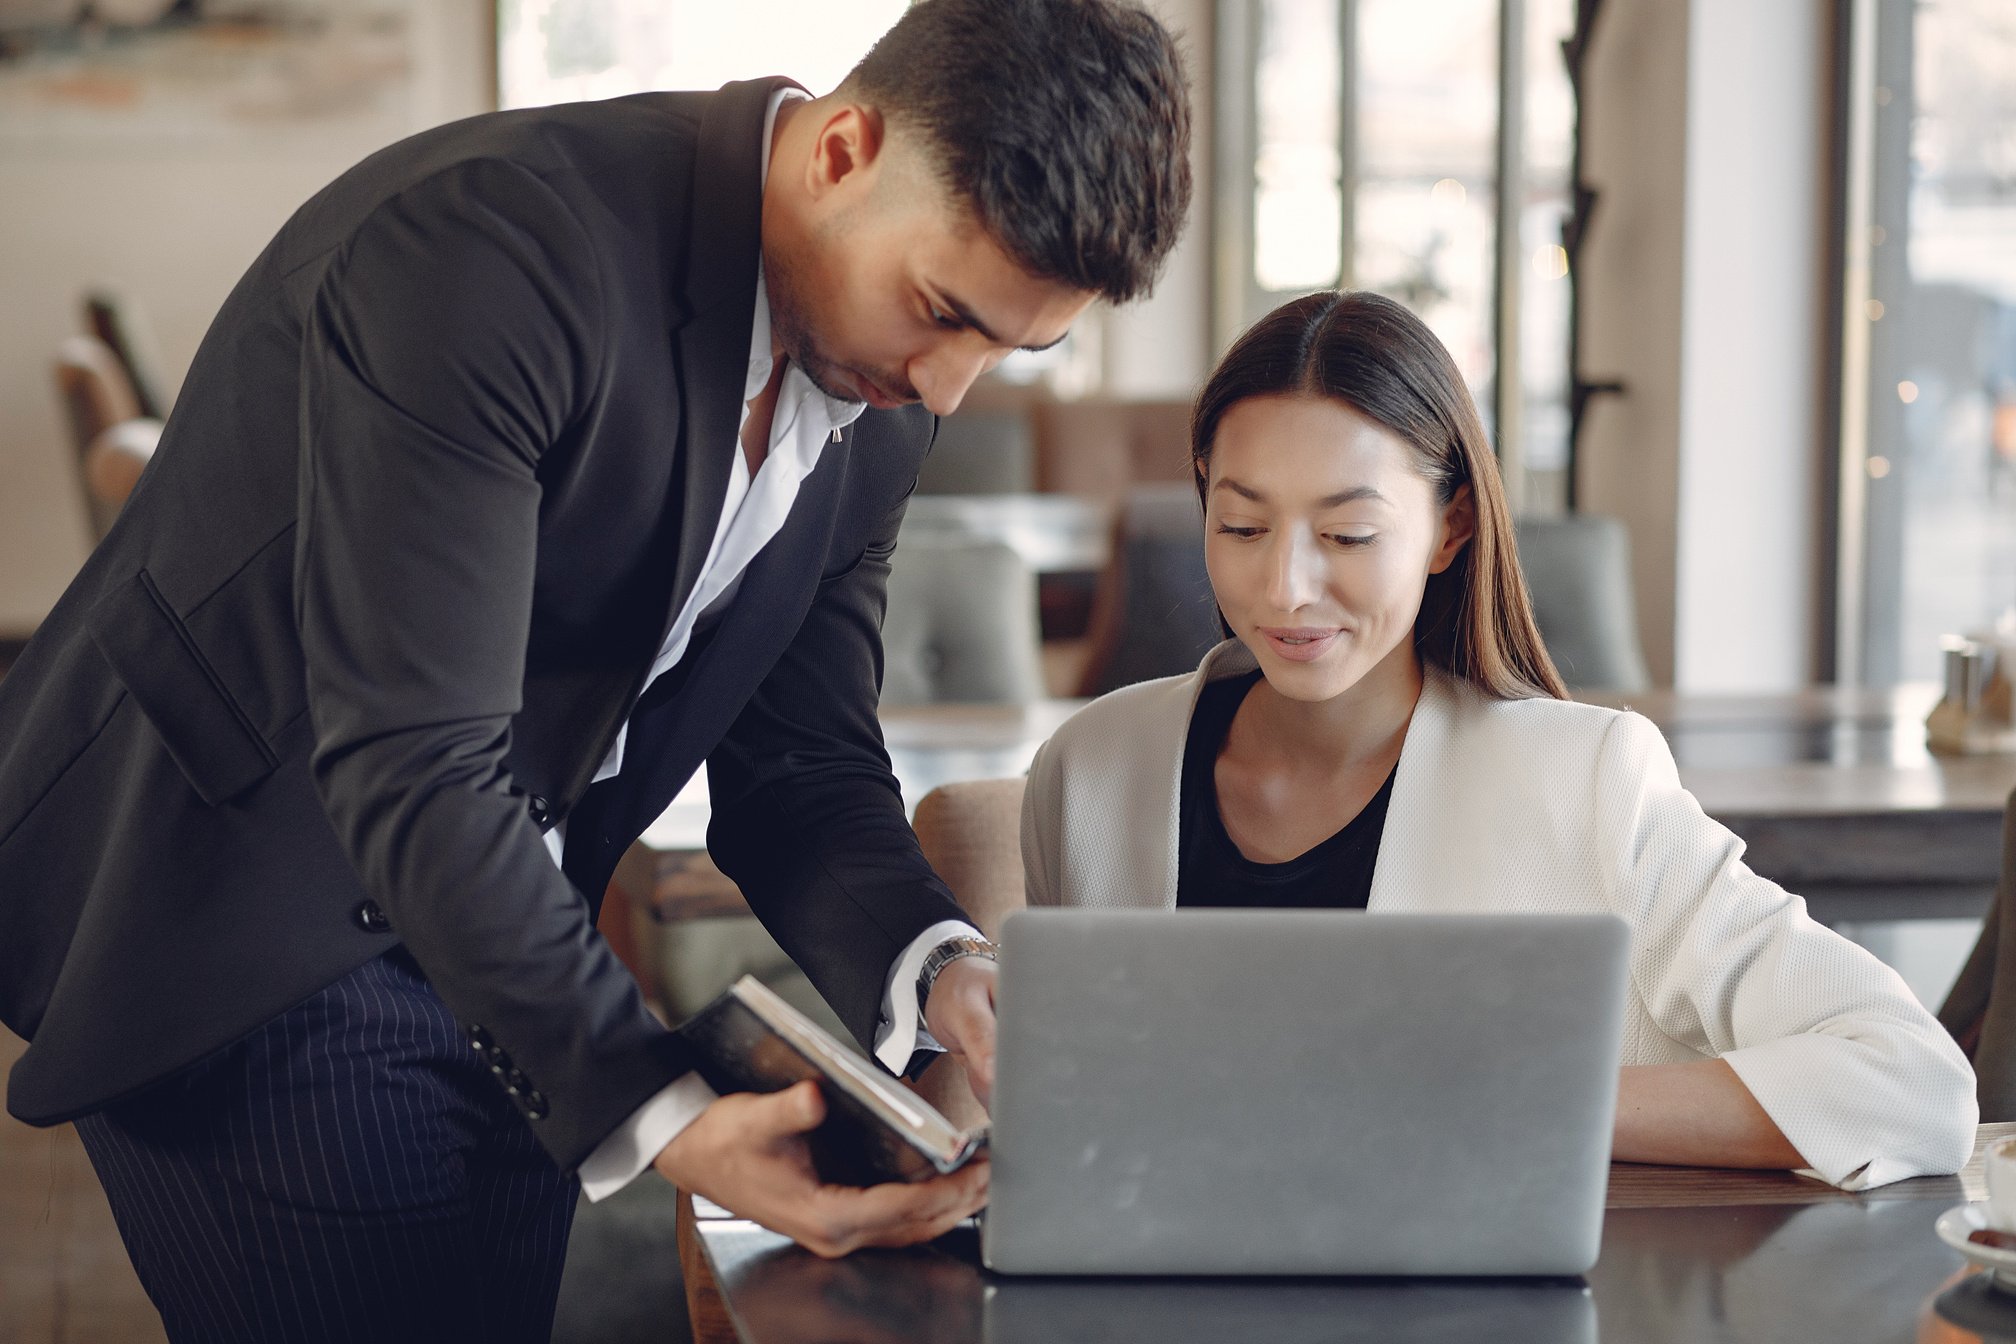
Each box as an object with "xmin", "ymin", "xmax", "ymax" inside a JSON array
[
  {"xmin": 924, "ymin": 956, "xmax": 999, "ymax": 1107},
  {"xmin": 652, "ymin": 1081, "xmax": 988, "ymax": 1258}
]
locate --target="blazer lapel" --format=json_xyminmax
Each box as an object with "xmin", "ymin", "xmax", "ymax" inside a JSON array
[
  {"xmin": 1114, "ymin": 650, "xmax": 1466, "ymax": 915},
  {"xmin": 664, "ymin": 76, "xmax": 804, "ymax": 632},
  {"xmin": 1366, "ymin": 670, "xmax": 1461, "ymax": 913},
  {"xmin": 1111, "ymin": 640, "xmax": 1253, "ymax": 911},
  {"xmin": 564, "ymin": 447, "xmax": 851, "ymax": 882}
]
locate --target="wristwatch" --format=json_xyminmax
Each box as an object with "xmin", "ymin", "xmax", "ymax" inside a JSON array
[{"xmin": 916, "ymin": 936, "xmax": 1000, "ymax": 1013}]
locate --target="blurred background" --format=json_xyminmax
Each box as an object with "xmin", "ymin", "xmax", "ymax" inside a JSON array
[{"xmin": 2, "ymin": 1, "xmax": 2014, "ymax": 1339}]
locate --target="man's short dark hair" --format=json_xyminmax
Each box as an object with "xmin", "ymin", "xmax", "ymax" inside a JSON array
[{"xmin": 841, "ymin": 0, "xmax": 1192, "ymax": 305}]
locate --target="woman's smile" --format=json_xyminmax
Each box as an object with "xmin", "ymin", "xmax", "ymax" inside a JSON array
[{"xmin": 1257, "ymin": 626, "xmax": 1343, "ymax": 661}]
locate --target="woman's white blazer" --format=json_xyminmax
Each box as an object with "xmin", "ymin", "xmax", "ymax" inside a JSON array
[{"xmin": 1019, "ymin": 640, "xmax": 1978, "ymax": 1190}]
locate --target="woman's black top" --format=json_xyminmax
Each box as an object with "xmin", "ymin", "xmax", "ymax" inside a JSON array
[{"xmin": 1176, "ymin": 671, "xmax": 1395, "ymax": 910}]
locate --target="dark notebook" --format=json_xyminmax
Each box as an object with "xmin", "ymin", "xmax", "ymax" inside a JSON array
[{"xmin": 679, "ymin": 975, "xmax": 988, "ymax": 1186}]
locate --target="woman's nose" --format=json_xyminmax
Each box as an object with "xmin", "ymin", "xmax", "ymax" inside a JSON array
[{"xmin": 1265, "ymin": 529, "xmax": 1323, "ymax": 610}]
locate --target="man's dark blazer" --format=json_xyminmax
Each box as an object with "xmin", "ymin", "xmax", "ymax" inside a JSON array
[{"xmin": 0, "ymin": 78, "xmax": 969, "ymax": 1173}]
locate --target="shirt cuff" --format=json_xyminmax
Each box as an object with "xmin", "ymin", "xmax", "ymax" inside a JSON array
[
  {"xmin": 873, "ymin": 919, "xmax": 984, "ymax": 1073},
  {"xmin": 577, "ymin": 1071, "xmax": 720, "ymax": 1203}
]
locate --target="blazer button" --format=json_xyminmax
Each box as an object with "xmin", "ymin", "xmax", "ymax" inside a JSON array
[
  {"xmin": 353, "ymin": 900, "xmax": 393, "ymax": 934},
  {"xmin": 527, "ymin": 794, "xmax": 552, "ymax": 827}
]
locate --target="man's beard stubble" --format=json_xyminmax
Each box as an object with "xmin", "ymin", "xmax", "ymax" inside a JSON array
[{"xmin": 763, "ymin": 239, "xmax": 916, "ymax": 407}]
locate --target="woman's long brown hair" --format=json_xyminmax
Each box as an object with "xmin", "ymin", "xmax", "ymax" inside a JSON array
[{"xmin": 1191, "ymin": 290, "xmax": 1566, "ymax": 701}]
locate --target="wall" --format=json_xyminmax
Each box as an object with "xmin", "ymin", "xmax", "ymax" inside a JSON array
[
  {"xmin": 1579, "ymin": 0, "xmax": 1831, "ymax": 691},
  {"xmin": 1671, "ymin": 0, "xmax": 1827, "ymax": 692},
  {"xmin": 0, "ymin": 2, "xmax": 493, "ymax": 634}
]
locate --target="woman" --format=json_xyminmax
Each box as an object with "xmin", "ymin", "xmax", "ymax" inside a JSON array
[{"xmin": 1021, "ymin": 290, "xmax": 1976, "ymax": 1189}]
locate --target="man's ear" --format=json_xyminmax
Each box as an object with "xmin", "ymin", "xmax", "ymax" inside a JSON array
[
  {"xmin": 803, "ymin": 103, "xmax": 886, "ymax": 204},
  {"xmin": 1428, "ymin": 483, "xmax": 1476, "ymax": 575}
]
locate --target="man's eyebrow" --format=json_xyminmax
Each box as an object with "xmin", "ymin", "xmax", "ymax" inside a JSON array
[
  {"xmin": 937, "ymin": 290, "xmax": 1069, "ymax": 353},
  {"xmin": 1213, "ymin": 478, "xmax": 1387, "ymax": 507}
]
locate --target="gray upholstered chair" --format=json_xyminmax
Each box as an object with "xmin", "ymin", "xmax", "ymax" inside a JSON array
[
  {"xmin": 1077, "ymin": 482, "xmax": 1222, "ymax": 696},
  {"xmin": 880, "ymin": 536, "xmax": 1046, "ymax": 706},
  {"xmin": 1513, "ymin": 515, "xmax": 1652, "ymax": 694},
  {"xmin": 913, "ymin": 408, "xmax": 1035, "ymax": 495}
]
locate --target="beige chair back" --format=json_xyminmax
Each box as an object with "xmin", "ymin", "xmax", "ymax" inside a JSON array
[
  {"xmin": 910, "ymin": 777, "xmax": 1028, "ymax": 1128},
  {"xmin": 55, "ymin": 334, "xmax": 141, "ymax": 452},
  {"xmin": 56, "ymin": 335, "xmax": 148, "ymax": 539},
  {"xmin": 913, "ymin": 777, "xmax": 1028, "ymax": 939}
]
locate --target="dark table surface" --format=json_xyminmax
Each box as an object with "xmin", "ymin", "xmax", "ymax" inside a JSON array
[{"xmin": 696, "ymin": 1124, "xmax": 2016, "ymax": 1344}]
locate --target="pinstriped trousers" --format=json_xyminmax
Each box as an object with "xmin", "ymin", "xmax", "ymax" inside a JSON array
[{"xmin": 73, "ymin": 947, "xmax": 579, "ymax": 1343}]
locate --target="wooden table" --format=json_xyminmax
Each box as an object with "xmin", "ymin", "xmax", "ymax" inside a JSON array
[
  {"xmin": 627, "ymin": 686, "xmax": 2016, "ymax": 927},
  {"xmin": 689, "ymin": 1124, "xmax": 2016, "ymax": 1344}
]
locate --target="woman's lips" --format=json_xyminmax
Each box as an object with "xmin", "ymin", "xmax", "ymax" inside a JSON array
[{"xmin": 1258, "ymin": 627, "xmax": 1341, "ymax": 662}]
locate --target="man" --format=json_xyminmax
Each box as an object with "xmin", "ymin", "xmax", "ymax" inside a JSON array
[{"xmin": 0, "ymin": 0, "xmax": 1191, "ymax": 1336}]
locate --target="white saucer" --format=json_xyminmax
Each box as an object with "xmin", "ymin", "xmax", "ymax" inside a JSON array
[{"xmin": 1936, "ymin": 1202, "xmax": 2016, "ymax": 1291}]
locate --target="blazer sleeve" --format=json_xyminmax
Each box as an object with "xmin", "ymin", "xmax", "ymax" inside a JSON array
[
  {"xmin": 703, "ymin": 473, "xmax": 971, "ymax": 1058},
  {"xmin": 297, "ymin": 158, "xmax": 693, "ymax": 1175},
  {"xmin": 1592, "ymin": 712, "xmax": 1977, "ymax": 1188}
]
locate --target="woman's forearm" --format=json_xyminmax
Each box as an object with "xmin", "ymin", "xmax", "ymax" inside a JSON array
[{"xmin": 1611, "ymin": 1059, "xmax": 1808, "ymax": 1169}]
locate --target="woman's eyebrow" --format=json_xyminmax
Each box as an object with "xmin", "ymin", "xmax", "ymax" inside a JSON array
[{"xmin": 1214, "ymin": 477, "xmax": 1387, "ymax": 507}]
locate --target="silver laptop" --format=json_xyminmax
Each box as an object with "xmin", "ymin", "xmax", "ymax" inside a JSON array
[{"xmin": 982, "ymin": 909, "xmax": 1629, "ymax": 1277}]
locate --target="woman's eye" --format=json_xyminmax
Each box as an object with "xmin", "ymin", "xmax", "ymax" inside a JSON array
[
  {"xmin": 1328, "ymin": 533, "xmax": 1376, "ymax": 547},
  {"xmin": 1216, "ymin": 525, "xmax": 1263, "ymax": 539},
  {"xmin": 929, "ymin": 306, "xmax": 962, "ymax": 330}
]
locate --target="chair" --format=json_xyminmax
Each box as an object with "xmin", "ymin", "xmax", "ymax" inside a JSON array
[
  {"xmin": 54, "ymin": 334, "xmax": 156, "ymax": 540},
  {"xmin": 83, "ymin": 419, "xmax": 162, "ymax": 524},
  {"xmin": 1031, "ymin": 398, "xmax": 1193, "ymax": 505},
  {"xmin": 913, "ymin": 408, "xmax": 1035, "ymax": 495},
  {"xmin": 913, "ymin": 777, "xmax": 1029, "ymax": 942},
  {"xmin": 83, "ymin": 287, "xmax": 170, "ymax": 421},
  {"xmin": 1512, "ymin": 515, "xmax": 1653, "ymax": 694},
  {"xmin": 1076, "ymin": 482, "xmax": 1222, "ymax": 697},
  {"xmin": 909, "ymin": 777, "xmax": 1030, "ymax": 1131},
  {"xmin": 1938, "ymin": 785, "xmax": 2016, "ymax": 1121},
  {"xmin": 880, "ymin": 537, "xmax": 1046, "ymax": 706}
]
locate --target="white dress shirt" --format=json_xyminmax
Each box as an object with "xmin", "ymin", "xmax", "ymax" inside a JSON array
[{"xmin": 572, "ymin": 88, "xmax": 980, "ymax": 1200}]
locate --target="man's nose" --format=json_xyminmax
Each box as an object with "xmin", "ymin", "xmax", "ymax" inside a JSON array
[{"xmin": 909, "ymin": 345, "xmax": 994, "ymax": 418}]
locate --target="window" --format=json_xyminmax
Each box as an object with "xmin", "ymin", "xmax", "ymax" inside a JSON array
[
  {"xmin": 1218, "ymin": 0, "xmax": 1579, "ymax": 514},
  {"xmin": 1845, "ymin": 0, "xmax": 2016, "ymax": 686},
  {"xmin": 498, "ymin": 0, "xmax": 909, "ymax": 110}
]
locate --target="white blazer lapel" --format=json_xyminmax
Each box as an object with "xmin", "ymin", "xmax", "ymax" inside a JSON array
[
  {"xmin": 1366, "ymin": 670, "xmax": 1466, "ymax": 913},
  {"xmin": 1080, "ymin": 641, "xmax": 1259, "ymax": 910}
]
